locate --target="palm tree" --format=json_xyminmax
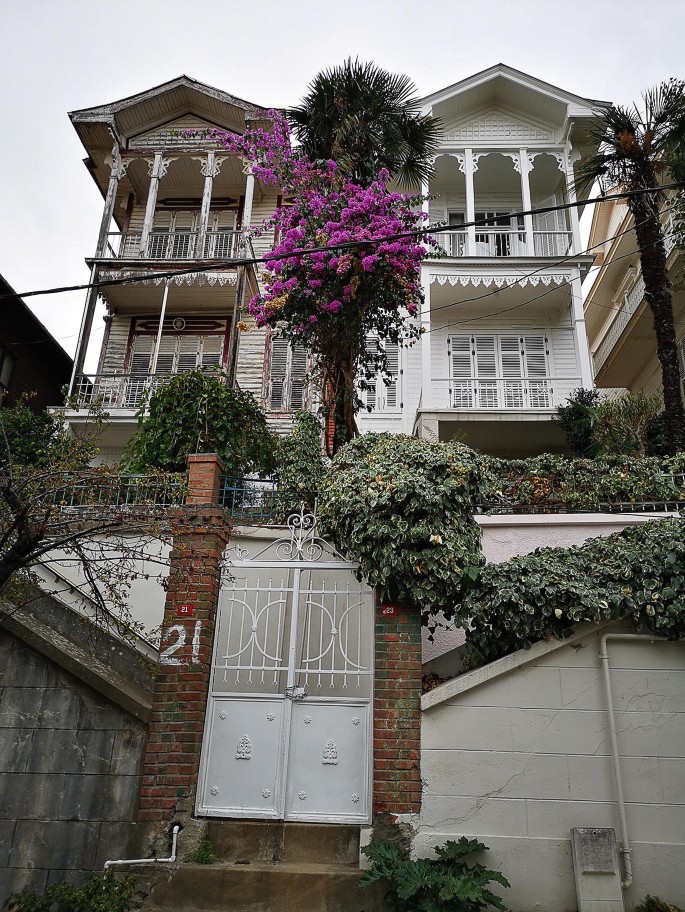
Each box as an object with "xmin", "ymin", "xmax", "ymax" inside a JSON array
[
  {"xmin": 287, "ymin": 58, "xmax": 442, "ymax": 188},
  {"xmin": 576, "ymin": 79, "xmax": 685, "ymax": 453}
]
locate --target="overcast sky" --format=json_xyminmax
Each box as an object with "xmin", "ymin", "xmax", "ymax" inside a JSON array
[{"xmin": 1, "ymin": 0, "xmax": 682, "ymax": 361}]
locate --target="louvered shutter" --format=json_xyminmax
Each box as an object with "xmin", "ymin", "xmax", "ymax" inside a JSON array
[
  {"xmin": 383, "ymin": 341, "xmax": 400, "ymax": 410},
  {"xmin": 364, "ymin": 337, "xmax": 380, "ymax": 410},
  {"xmin": 200, "ymin": 335, "xmax": 223, "ymax": 369},
  {"xmin": 149, "ymin": 212, "xmax": 172, "ymax": 259},
  {"xmin": 449, "ymin": 335, "xmax": 473, "ymax": 408},
  {"xmin": 129, "ymin": 336, "xmax": 154, "ymax": 375},
  {"xmin": 269, "ymin": 338, "xmax": 289, "ymax": 409},
  {"xmin": 500, "ymin": 336, "xmax": 523, "ymax": 408},
  {"xmin": 473, "ymin": 336, "xmax": 498, "ymax": 408},
  {"xmin": 155, "ymin": 336, "xmax": 177, "ymax": 374},
  {"xmin": 289, "ymin": 344, "xmax": 308, "ymax": 410},
  {"xmin": 176, "ymin": 335, "xmax": 201, "ymax": 373},
  {"xmin": 523, "ymin": 335, "xmax": 549, "ymax": 407}
]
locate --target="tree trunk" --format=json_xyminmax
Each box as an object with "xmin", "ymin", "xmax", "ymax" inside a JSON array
[{"xmin": 630, "ymin": 188, "xmax": 685, "ymax": 453}]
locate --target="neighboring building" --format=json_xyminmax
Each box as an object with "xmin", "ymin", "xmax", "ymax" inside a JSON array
[
  {"xmin": 584, "ymin": 194, "xmax": 685, "ymax": 400},
  {"xmin": 65, "ymin": 66, "xmax": 605, "ymax": 460},
  {"xmin": 0, "ymin": 274, "xmax": 73, "ymax": 410}
]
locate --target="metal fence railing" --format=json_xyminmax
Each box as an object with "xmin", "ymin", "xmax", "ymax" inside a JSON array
[{"xmin": 53, "ymin": 474, "xmax": 187, "ymax": 511}]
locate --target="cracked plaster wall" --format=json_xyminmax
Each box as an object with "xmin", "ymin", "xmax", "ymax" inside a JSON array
[{"xmin": 419, "ymin": 628, "xmax": 685, "ymax": 911}]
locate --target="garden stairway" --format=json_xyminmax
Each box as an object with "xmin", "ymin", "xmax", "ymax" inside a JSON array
[{"xmin": 135, "ymin": 821, "xmax": 388, "ymax": 912}]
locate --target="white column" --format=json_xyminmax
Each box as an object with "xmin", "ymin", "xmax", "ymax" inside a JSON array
[
  {"xmin": 565, "ymin": 147, "xmax": 582, "ymax": 254},
  {"xmin": 196, "ymin": 151, "xmax": 216, "ymax": 258},
  {"xmin": 242, "ymin": 167, "xmax": 255, "ymax": 231},
  {"xmin": 570, "ymin": 270, "xmax": 594, "ymax": 387},
  {"xmin": 96, "ymin": 145, "xmax": 129, "ymax": 256},
  {"xmin": 140, "ymin": 153, "xmax": 173, "ymax": 256},
  {"xmin": 421, "ymin": 267, "xmax": 432, "ymax": 409},
  {"xmin": 519, "ymin": 149, "xmax": 535, "ymax": 256},
  {"xmin": 464, "ymin": 149, "xmax": 476, "ymax": 256},
  {"xmin": 68, "ymin": 265, "xmax": 99, "ymax": 396}
]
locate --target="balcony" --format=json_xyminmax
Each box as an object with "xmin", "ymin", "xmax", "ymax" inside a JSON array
[
  {"xmin": 73, "ymin": 371, "xmax": 228, "ymax": 410},
  {"xmin": 432, "ymin": 229, "xmax": 573, "ymax": 259},
  {"xmin": 98, "ymin": 229, "xmax": 247, "ymax": 261},
  {"xmin": 425, "ymin": 376, "xmax": 582, "ymax": 411}
]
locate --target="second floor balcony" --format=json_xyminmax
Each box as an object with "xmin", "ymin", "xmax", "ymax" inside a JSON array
[
  {"xmin": 434, "ymin": 227, "xmax": 573, "ymax": 259},
  {"xmin": 98, "ymin": 228, "xmax": 249, "ymax": 262},
  {"xmin": 72, "ymin": 370, "xmax": 229, "ymax": 411}
]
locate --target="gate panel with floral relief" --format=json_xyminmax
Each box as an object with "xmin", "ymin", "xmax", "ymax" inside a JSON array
[{"xmin": 196, "ymin": 510, "xmax": 374, "ymax": 822}]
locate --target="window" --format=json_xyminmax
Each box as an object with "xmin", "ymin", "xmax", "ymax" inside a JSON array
[
  {"xmin": 268, "ymin": 338, "xmax": 308, "ymax": 411},
  {"xmin": 448, "ymin": 333, "xmax": 549, "ymax": 409},
  {"xmin": 361, "ymin": 337, "xmax": 401, "ymax": 412}
]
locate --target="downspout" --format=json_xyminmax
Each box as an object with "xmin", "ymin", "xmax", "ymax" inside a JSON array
[
  {"xmin": 599, "ymin": 632, "xmax": 666, "ymax": 889},
  {"xmin": 104, "ymin": 823, "xmax": 181, "ymax": 868}
]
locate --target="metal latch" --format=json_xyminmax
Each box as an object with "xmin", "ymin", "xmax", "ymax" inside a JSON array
[{"xmin": 284, "ymin": 686, "xmax": 308, "ymax": 700}]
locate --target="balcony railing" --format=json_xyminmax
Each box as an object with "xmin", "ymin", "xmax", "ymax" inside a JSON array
[
  {"xmin": 593, "ymin": 273, "xmax": 646, "ymax": 375},
  {"xmin": 426, "ymin": 377, "xmax": 582, "ymax": 411},
  {"xmin": 99, "ymin": 229, "xmax": 246, "ymax": 261},
  {"xmin": 432, "ymin": 229, "xmax": 572, "ymax": 258},
  {"xmin": 72, "ymin": 371, "xmax": 228, "ymax": 409}
]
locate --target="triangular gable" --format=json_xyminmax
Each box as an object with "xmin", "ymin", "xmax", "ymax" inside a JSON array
[
  {"xmin": 128, "ymin": 114, "xmax": 236, "ymax": 149},
  {"xmin": 442, "ymin": 107, "xmax": 555, "ymax": 144}
]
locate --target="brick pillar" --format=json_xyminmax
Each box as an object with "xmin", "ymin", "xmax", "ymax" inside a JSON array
[
  {"xmin": 187, "ymin": 453, "xmax": 224, "ymax": 505},
  {"xmin": 137, "ymin": 453, "xmax": 230, "ymax": 822},
  {"xmin": 373, "ymin": 600, "xmax": 423, "ymax": 816}
]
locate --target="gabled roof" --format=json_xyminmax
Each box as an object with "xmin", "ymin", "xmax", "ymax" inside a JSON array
[
  {"xmin": 422, "ymin": 63, "xmax": 609, "ymax": 112},
  {"xmin": 69, "ymin": 74, "xmax": 270, "ymax": 125}
]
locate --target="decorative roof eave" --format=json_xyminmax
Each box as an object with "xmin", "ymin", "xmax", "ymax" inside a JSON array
[
  {"xmin": 69, "ymin": 74, "xmax": 270, "ymax": 123},
  {"xmin": 421, "ymin": 63, "xmax": 609, "ymax": 113}
]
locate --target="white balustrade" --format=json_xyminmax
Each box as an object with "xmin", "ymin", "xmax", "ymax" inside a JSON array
[
  {"xmin": 432, "ymin": 228, "xmax": 571, "ymax": 258},
  {"xmin": 99, "ymin": 229, "xmax": 242, "ymax": 260},
  {"xmin": 73, "ymin": 371, "xmax": 229, "ymax": 409},
  {"xmin": 426, "ymin": 377, "xmax": 581, "ymax": 410}
]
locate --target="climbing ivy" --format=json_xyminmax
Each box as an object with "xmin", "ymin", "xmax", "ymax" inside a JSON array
[
  {"xmin": 318, "ymin": 434, "xmax": 483, "ymax": 614},
  {"xmin": 460, "ymin": 516, "xmax": 685, "ymax": 668},
  {"xmin": 273, "ymin": 411, "xmax": 326, "ymax": 517}
]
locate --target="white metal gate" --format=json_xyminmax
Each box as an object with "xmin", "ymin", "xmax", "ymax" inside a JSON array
[{"xmin": 197, "ymin": 510, "xmax": 374, "ymax": 823}]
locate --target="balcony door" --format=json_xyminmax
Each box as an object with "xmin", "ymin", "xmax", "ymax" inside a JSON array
[{"xmin": 449, "ymin": 333, "xmax": 550, "ymax": 409}]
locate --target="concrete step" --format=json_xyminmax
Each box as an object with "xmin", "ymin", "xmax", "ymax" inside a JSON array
[
  {"xmin": 136, "ymin": 861, "xmax": 387, "ymax": 912},
  {"xmin": 205, "ymin": 820, "xmax": 360, "ymax": 866}
]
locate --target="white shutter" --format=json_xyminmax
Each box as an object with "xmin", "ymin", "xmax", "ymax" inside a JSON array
[
  {"xmin": 449, "ymin": 335, "xmax": 473, "ymax": 408},
  {"xmin": 523, "ymin": 335, "xmax": 549, "ymax": 408},
  {"xmin": 363, "ymin": 337, "xmax": 380, "ymax": 410},
  {"xmin": 129, "ymin": 336, "xmax": 154, "ymax": 375},
  {"xmin": 289, "ymin": 344, "xmax": 308, "ymax": 410},
  {"xmin": 176, "ymin": 335, "xmax": 201, "ymax": 372},
  {"xmin": 500, "ymin": 336, "xmax": 523, "ymax": 377},
  {"xmin": 383, "ymin": 341, "xmax": 400, "ymax": 410},
  {"xmin": 155, "ymin": 336, "xmax": 177, "ymax": 374},
  {"xmin": 269, "ymin": 338, "xmax": 290, "ymax": 409},
  {"xmin": 200, "ymin": 335, "xmax": 223, "ymax": 369},
  {"xmin": 473, "ymin": 336, "xmax": 497, "ymax": 377}
]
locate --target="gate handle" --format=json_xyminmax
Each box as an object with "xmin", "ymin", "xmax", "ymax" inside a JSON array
[{"xmin": 284, "ymin": 686, "xmax": 308, "ymax": 700}]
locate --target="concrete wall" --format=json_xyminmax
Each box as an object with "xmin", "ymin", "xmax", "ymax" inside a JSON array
[
  {"xmin": 0, "ymin": 597, "xmax": 152, "ymax": 903},
  {"xmin": 419, "ymin": 624, "xmax": 685, "ymax": 911},
  {"xmin": 422, "ymin": 513, "xmax": 675, "ymax": 666}
]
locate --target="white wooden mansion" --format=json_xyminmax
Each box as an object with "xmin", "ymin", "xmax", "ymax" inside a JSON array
[{"xmin": 64, "ymin": 65, "xmax": 605, "ymax": 459}]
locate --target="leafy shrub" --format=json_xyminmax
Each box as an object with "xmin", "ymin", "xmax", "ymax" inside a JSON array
[
  {"xmin": 461, "ymin": 516, "xmax": 685, "ymax": 667},
  {"xmin": 360, "ymin": 836, "xmax": 510, "ymax": 912},
  {"xmin": 554, "ymin": 387, "xmax": 600, "ymax": 457},
  {"xmin": 591, "ymin": 392, "xmax": 663, "ymax": 457},
  {"xmin": 634, "ymin": 897, "xmax": 683, "ymax": 912},
  {"xmin": 273, "ymin": 411, "xmax": 326, "ymax": 518},
  {"xmin": 123, "ymin": 371, "xmax": 276, "ymax": 476},
  {"xmin": 4, "ymin": 870, "xmax": 135, "ymax": 912},
  {"xmin": 318, "ymin": 435, "xmax": 483, "ymax": 616}
]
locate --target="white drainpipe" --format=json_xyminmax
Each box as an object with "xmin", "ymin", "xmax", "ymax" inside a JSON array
[
  {"xmin": 104, "ymin": 824, "xmax": 181, "ymax": 869},
  {"xmin": 599, "ymin": 632, "xmax": 667, "ymax": 890}
]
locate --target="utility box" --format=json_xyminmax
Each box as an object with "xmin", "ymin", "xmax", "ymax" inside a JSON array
[{"xmin": 570, "ymin": 827, "xmax": 625, "ymax": 912}]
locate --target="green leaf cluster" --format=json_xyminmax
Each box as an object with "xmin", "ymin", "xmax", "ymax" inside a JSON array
[
  {"xmin": 273, "ymin": 411, "xmax": 326, "ymax": 519},
  {"xmin": 4, "ymin": 870, "xmax": 135, "ymax": 912},
  {"xmin": 461, "ymin": 516, "xmax": 685, "ymax": 667},
  {"xmin": 123, "ymin": 371, "xmax": 276, "ymax": 476},
  {"xmin": 360, "ymin": 837, "xmax": 510, "ymax": 912},
  {"xmin": 478, "ymin": 453, "xmax": 685, "ymax": 512},
  {"xmin": 318, "ymin": 434, "xmax": 484, "ymax": 614}
]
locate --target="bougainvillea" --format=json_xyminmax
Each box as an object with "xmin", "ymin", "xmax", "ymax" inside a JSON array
[{"xmin": 186, "ymin": 113, "xmax": 431, "ymax": 453}]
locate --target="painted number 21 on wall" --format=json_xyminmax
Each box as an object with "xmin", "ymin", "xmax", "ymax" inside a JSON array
[{"xmin": 160, "ymin": 620, "xmax": 203, "ymax": 665}]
